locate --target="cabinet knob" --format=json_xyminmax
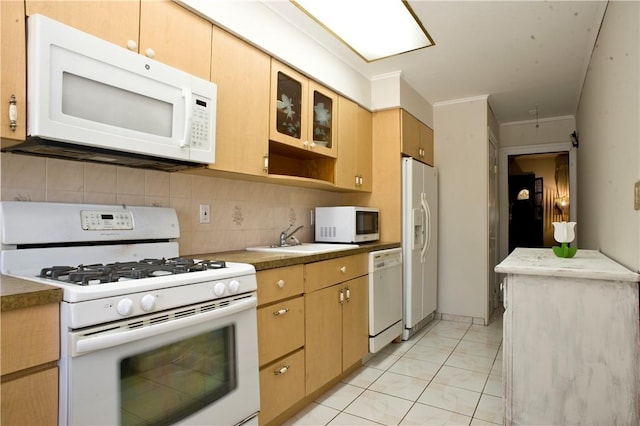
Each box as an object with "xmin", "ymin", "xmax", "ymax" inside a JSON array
[
  {"xmin": 273, "ymin": 308, "xmax": 289, "ymax": 316},
  {"xmin": 340, "ymin": 266, "xmax": 347, "ymax": 274},
  {"xmin": 309, "ymin": 141, "xmax": 316, "ymax": 149},
  {"xmin": 274, "ymin": 365, "xmax": 290, "ymax": 376},
  {"xmin": 8, "ymin": 94, "xmax": 17, "ymax": 131},
  {"xmin": 277, "ymin": 279, "xmax": 285, "ymax": 288},
  {"xmin": 126, "ymin": 40, "xmax": 137, "ymax": 51},
  {"xmin": 263, "ymin": 153, "xmax": 269, "ymax": 173},
  {"xmin": 303, "ymin": 140, "xmax": 309, "ymax": 148},
  {"xmin": 145, "ymin": 47, "xmax": 155, "ymax": 58},
  {"xmin": 339, "ymin": 288, "xmax": 345, "ymax": 304},
  {"xmin": 345, "ymin": 287, "xmax": 351, "ymax": 302}
]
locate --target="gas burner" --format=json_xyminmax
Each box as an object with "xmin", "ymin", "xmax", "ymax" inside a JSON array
[{"xmin": 39, "ymin": 258, "xmax": 227, "ymax": 286}]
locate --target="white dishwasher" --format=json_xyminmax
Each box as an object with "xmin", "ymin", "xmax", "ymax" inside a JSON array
[{"xmin": 368, "ymin": 247, "xmax": 403, "ymax": 353}]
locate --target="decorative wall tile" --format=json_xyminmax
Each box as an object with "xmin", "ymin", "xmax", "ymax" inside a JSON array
[
  {"xmin": 0, "ymin": 154, "xmax": 343, "ymax": 255},
  {"xmin": 232, "ymin": 205, "xmax": 243, "ymax": 226}
]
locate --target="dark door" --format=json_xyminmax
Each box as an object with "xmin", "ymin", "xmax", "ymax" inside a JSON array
[{"xmin": 509, "ymin": 173, "xmax": 543, "ymax": 252}]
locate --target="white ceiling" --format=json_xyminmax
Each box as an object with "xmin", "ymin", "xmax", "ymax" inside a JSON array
[{"xmin": 262, "ymin": 0, "xmax": 608, "ymax": 124}]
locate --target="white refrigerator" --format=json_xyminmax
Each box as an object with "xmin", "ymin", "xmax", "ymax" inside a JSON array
[{"xmin": 401, "ymin": 157, "xmax": 438, "ymax": 340}]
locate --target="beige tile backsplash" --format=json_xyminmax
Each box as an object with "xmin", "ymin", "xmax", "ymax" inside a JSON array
[{"xmin": 0, "ymin": 152, "xmax": 342, "ymax": 255}]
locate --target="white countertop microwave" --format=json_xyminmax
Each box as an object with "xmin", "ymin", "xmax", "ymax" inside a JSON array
[
  {"xmin": 16, "ymin": 14, "xmax": 217, "ymax": 171},
  {"xmin": 315, "ymin": 206, "xmax": 380, "ymax": 243}
]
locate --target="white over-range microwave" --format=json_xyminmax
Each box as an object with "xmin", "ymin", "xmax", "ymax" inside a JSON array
[
  {"xmin": 315, "ymin": 206, "xmax": 380, "ymax": 243},
  {"xmin": 10, "ymin": 14, "xmax": 217, "ymax": 171}
]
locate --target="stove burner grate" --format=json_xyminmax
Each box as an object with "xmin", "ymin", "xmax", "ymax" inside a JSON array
[{"xmin": 39, "ymin": 258, "xmax": 227, "ymax": 285}]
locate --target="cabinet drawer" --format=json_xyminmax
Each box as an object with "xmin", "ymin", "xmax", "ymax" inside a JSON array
[
  {"xmin": 1, "ymin": 366, "xmax": 58, "ymax": 425},
  {"xmin": 259, "ymin": 349, "xmax": 305, "ymax": 426},
  {"xmin": 1, "ymin": 303, "xmax": 59, "ymax": 375},
  {"xmin": 257, "ymin": 265, "xmax": 304, "ymax": 306},
  {"xmin": 257, "ymin": 296, "xmax": 304, "ymax": 366},
  {"xmin": 304, "ymin": 253, "xmax": 368, "ymax": 293}
]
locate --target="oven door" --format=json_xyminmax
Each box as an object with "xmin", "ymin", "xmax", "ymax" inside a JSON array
[{"xmin": 60, "ymin": 295, "xmax": 259, "ymax": 426}]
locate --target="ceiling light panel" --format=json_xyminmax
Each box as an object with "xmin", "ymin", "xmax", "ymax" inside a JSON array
[{"xmin": 291, "ymin": 0, "xmax": 434, "ymax": 62}]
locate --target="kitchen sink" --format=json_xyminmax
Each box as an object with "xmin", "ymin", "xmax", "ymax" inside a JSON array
[{"xmin": 246, "ymin": 243, "xmax": 359, "ymax": 255}]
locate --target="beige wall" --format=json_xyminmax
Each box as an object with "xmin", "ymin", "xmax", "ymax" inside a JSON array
[
  {"xmin": 576, "ymin": 0, "xmax": 640, "ymax": 270},
  {"xmin": 434, "ymin": 96, "xmax": 490, "ymax": 322},
  {"xmin": 0, "ymin": 152, "xmax": 342, "ymax": 255},
  {"xmin": 500, "ymin": 116, "xmax": 575, "ymax": 148}
]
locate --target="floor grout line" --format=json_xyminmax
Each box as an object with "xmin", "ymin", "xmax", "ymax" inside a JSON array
[{"xmin": 292, "ymin": 318, "xmax": 503, "ymax": 425}]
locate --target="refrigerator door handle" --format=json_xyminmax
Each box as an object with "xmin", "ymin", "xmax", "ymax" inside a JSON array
[{"xmin": 420, "ymin": 193, "xmax": 431, "ymax": 261}]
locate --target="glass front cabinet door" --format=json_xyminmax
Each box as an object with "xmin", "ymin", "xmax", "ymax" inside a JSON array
[{"xmin": 269, "ymin": 60, "xmax": 337, "ymax": 158}]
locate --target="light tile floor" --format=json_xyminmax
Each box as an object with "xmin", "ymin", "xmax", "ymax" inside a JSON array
[{"xmin": 284, "ymin": 315, "xmax": 503, "ymax": 426}]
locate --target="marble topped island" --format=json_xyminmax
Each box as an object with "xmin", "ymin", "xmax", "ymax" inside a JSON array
[{"xmin": 496, "ymin": 248, "xmax": 639, "ymax": 425}]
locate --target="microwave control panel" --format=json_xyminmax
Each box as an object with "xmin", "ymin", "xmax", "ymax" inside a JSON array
[
  {"xmin": 81, "ymin": 210, "xmax": 134, "ymax": 231},
  {"xmin": 190, "ymin": 97, "xmax": 212, "ymax": 149}
]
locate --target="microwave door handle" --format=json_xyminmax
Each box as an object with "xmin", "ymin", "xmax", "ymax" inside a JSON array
[{"xmin": 180, "ymin": 88, "xmax": 193, "ymax": 148}]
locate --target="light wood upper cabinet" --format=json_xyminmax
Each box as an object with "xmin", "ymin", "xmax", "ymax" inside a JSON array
[
  {"xmin": 401, "ymin": 109, "xmax": 434, "ymax": 165},
  {"xmin": 26, "ymin": 0, "xmax": 140, "ymax": 49},
  {"xmin": 336, "ymin": 97, "xmax": 372, "ymax": 191},
  {"xmin": 269, "ymin": 60, "xmax": 337, "ymax": 158},
  {"xmin": 208, "ymin": 26, "xmax": 270, "ymax": 175},
  {"xmin": 356, "ymin": 106, "xmax": 373, "ymax": 192},
  {"xmin": 1, "ymin": 0, "xmax": 26, "ymax": 142},
  {"xmin": 26, "ymin": 0, "xmax": 212, "ymax": 80},
  {"xmin": 139, "ymin": 0, "xmax": 212, "ymax": 80}
]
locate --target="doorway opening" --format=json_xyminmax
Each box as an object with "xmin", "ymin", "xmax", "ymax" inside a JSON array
[
  {"xmin": 498, "ymin": 142, "xmax": 577, "ymax": 261},
  {"xmin": 508, "ymin": 152, "xmax": 570, "ymax": 252}
]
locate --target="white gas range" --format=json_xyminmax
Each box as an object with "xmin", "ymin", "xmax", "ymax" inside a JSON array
[{"xmin": 0, "ymin": 201, "xmax": 260, "ymax": 426}]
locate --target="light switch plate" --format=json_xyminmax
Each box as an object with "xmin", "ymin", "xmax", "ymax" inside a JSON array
[{"xmin": 635, "ymin": 181, "xmax": 640, "ymax": 211}]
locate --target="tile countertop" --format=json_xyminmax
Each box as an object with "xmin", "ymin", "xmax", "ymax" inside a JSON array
[
  {"xmin": 1, "ymin": 275, "xmax": 63, "ymax": 312},
  {"xmin": 192, "ymin": 241, "xmax": 401, "ymax": 271}
]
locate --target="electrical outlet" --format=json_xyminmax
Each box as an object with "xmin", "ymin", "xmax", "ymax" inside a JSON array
[
  {"xmin": 199, "ymin": 204, "xmax": 211, "ymax": 223},
  {"xmin": 635, "ymin": 181, "xmax": 640, "ymax": 211}
]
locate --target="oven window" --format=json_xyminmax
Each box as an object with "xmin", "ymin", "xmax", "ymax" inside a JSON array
[{"xmin": 120, "ymin": 325, "xmax": 237, "ymax": 426}]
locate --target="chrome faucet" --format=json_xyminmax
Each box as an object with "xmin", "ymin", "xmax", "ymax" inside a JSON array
[{"xmin": 279, "ymin": 224, "xmax": 304, "ymax": 246}]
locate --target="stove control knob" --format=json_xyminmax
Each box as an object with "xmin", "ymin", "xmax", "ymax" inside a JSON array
[
  {"xmin": 140, "ymin": 294, "xmax": 156, "ymax": 312},
  {"xmin": 228, "ymin": 279, "xmax": 240, "ymax": 294},
  {"xmin": 116, "ymin": 298, "xmax": 134, "ymax": 316},
  {"xmin": 213, "ymin": 282, "xmax": 226, "ymax": 297}
]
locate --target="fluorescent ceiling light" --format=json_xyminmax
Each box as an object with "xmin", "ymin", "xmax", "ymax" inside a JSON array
[{"xmin": 291, "ymin": 0, "xmax": 434, "ymax": 62}]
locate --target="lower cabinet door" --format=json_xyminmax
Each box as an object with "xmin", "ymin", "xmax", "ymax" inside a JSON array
[
  {"xmin": 342, "ymin": 276, "xmax": 368, "ymax": 368},
  {"xmin": 259, "ymin": 349, "xmax": 305, "ymax": 426},
  {"xmin": 1, "ymin": 366, "xmax": 58, "ymax": 425},
  {"xmin": 304, "ymin": 284, "xmax": 342, "ymax": 395}
]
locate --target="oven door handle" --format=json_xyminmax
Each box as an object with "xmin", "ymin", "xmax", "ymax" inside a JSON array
[{"xmin": 73, "ymin": 296, "xmax": 257, "ymax": 356}]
